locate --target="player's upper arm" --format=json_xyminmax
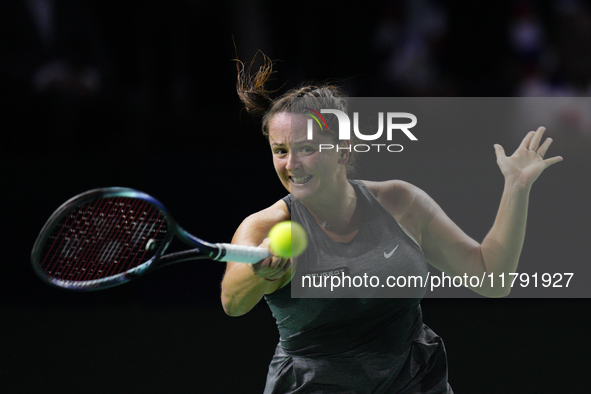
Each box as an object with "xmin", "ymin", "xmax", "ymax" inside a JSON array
[
  {"xmin": 411, "ymin": 184, "xmax": 486, "ymax": 280},
  {"xmin": 371, "ymin": 180, "xmax": 486, "ymax": 280}
]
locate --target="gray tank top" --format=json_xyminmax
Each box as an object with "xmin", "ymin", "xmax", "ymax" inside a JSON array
[{"xmin": 263, "ymin": 180, "xmax": 452, "ymax": 393}]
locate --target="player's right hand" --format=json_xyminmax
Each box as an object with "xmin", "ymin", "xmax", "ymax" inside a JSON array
[{"xmin": 251, "ymin": 238, "xmax": 292, "ymax": 281}]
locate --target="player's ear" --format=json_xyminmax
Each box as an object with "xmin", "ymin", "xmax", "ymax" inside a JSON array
[{"xmin": 338, "ymin": 140, "xmax": 350, "ymax": 164}]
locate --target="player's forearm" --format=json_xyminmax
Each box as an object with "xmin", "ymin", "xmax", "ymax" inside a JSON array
[
  {"xmin": 221, "ymin": 264, "xmax": 272, "ymax": 317},
  {"xmin": 480, "ymin": 178, "xmax": 531, "ymax": 293}
]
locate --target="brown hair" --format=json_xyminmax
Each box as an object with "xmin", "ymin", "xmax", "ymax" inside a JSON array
[{"xmin": 235, "ymin": 52, "xmax": 358, "ymax": 174}]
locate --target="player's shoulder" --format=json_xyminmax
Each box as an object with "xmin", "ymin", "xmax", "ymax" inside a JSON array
[
  {"xmin": 360, "ymin": 179, "xmax": 434, "ymax": 218},
  {"xmin": 359, "ymin": 179, "xmax": 438, "ymax": 224},
  {"xmin": 238, "ymin": 199, "xmax": 290, "ymax": 236},
  {"xmin": 251, "ymin": 199, "xmax": 290, "ymax": 221},
  {"xmin": 360, "ymin": 179, "xmax": 423, "ymax": 204}
]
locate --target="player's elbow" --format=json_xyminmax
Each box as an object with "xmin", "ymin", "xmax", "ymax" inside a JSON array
[
  {"xmin": 484, "ymin": 289, "xmax": 511, "ymax": 298},
  {"xmin": 221, "ymin": 294, "xmax": 240, "ymax": 316},
  {"xmin": 222, "ymin": 305, "xmax": 248, "ymax": 317},
  {"xmin": 221, "ymin": 293, "xmax": 250, "ymax": 317},
  {"xmin": 222, "ymin": 306, "xmax": 245, "ymax": 317},
  {"xmin": 492, "ymin": 285, "xmax": 511, "ymax": 298},
  {"xmin": 477, "ymin": 284, "xmax": 511, "ymax": 298}
]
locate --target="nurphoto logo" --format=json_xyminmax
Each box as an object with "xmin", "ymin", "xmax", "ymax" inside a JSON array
[{"xmin": 304, "ymin": 108, "xmax": 418, "ymax": 153}]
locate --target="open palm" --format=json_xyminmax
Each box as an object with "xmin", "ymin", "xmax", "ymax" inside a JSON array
[{"xmin": 494, "ymin": 127, "xmax": 563, "ymax": 187}]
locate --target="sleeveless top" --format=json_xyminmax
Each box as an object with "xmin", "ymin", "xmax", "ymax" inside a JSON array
[{"xmin": 263, "ymin": 180, "xmax": 453, "ymax": 393}]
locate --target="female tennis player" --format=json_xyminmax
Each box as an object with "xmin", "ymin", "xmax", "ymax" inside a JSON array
[{"xmin": 220, "ymin": 55, "xmax": 562, "ymax": 393}]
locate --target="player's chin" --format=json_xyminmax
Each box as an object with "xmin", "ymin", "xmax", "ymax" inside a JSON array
[
  {"xmin": 289, "ymin": 175, "xmax": 314, "ymax": 187},
  {"xmin": 288, "ymin": 176, "xmax": 317, "ymax": 200}
]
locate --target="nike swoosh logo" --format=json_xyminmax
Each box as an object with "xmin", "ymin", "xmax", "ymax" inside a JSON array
[{"xmin": 384, "ymin": 245, "xmax": 399, "ymax": 258}]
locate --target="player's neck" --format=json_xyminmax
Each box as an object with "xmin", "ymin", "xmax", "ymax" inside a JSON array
[{"xmin": 304, "ymin": 181, "xmax": 358, "ymax": 234}]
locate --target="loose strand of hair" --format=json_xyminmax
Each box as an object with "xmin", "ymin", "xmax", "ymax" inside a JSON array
[{"xmin": 234, "ymin": 50, "xmax": 278, "ymax": 116}]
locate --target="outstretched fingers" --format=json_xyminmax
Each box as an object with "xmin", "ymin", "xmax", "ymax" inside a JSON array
[
  {"xmin": 536, "ymin": 136, "xmax": 553, "ymax": 158},
  {"xmin": 518, "ymin": 130, "xmax": 536, "ymax": 151},
  {"xmin": 533, "ymin": 131, "xmax": 563, "ymax": 168},
  {"xmin": 543, "ymin": 154, "xmax": 564, "ymax": 168},
  {"xmin": 527, "ymin": 126, "xmax": 546, "ymax": 151}
]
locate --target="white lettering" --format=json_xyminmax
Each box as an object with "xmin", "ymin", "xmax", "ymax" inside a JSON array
[{"xmin": 387, "ymin": 113, "xmax": 418, "ymax": 140}]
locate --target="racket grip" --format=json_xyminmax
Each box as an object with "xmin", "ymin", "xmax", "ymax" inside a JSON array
[{"xmin": 215, "ymin": 243, "xmax": 271, "ymax": 264}]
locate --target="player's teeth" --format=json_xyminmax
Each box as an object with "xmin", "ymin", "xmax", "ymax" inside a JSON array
[{"xmin": 292, "ymin": 175, "xmax": 312, "ymax": 184}]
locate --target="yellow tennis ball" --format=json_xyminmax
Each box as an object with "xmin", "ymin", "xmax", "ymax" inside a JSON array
[{"xmin": 268, "ymin": 221, "xmax": 308, "ymax": 258}]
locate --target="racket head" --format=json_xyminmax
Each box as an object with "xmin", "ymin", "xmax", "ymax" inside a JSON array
[{"xmin": 31, "ymin": 188, "xmax": 176, "ymax": 291}]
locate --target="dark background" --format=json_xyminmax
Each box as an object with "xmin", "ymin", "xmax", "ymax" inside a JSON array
[{"xmin": 2, "ymin": 0, "xmax": 590, "ymax": 392}]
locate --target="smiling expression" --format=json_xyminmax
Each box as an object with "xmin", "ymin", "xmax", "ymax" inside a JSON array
[{"xmin": 268, "ymin": 112, "xmax": 346, "ymax": 204}]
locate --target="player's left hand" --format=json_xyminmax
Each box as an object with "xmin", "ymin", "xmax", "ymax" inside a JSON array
[{"xmin": 494, "ymin": 126, "xmax": 563, "ymax": 188}]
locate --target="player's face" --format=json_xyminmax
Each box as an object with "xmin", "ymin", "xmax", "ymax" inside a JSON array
[{"xmin": 268, "ymin": 112, "xmax": 343, "ymax": 203}]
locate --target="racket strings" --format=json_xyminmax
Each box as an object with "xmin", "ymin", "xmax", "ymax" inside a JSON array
[
  {"xmin": 40, "ymin": 197, "xmax": 169, "ymax": 285},
  {"xmin": 95, "ymin": 198, "xmax": 164, "ymax": 281},
  {"xmin": 68, "ymin": 197, "xmax": 145, "ymax": 283},
  {"xmin": 40, "ymin": 195, "xmax": 112, "ymax": 278},
  {"xmin": 74, "ymin": 197, "xmax": 146, "ymax": 282},
  {"xmin": 42, "ymin": 196, "xmax": 126, "ymax": 281},
  {"xmin": 56, "ymin": 196, "xmax": 120, "ymax": 282},
  {"xmin": 47, "ymin": 197, "xmax": 165, "ymax": 283}
]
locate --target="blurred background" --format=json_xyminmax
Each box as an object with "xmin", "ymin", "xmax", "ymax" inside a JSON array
[{"xmin": 1, "ymin": 0, "xmax": 590, "ymax": 392}]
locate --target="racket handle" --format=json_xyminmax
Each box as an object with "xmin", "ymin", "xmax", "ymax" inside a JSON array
[{"xmin": 214, "ymin": 243, "xmax": 271, "ymax": 264}]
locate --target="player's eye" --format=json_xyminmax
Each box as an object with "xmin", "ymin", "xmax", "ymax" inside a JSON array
[{"xmin": 299, "ymin": 146, "xmax": 315, "ymax": 155}]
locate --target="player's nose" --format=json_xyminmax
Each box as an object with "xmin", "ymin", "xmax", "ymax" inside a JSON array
[{"xmin": 285, "ymin": 152, "xmax": 301, "ymax": 171}]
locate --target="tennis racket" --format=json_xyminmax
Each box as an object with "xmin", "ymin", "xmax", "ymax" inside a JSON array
[{"xmin": 31, "ymin": 187, "xmax": 270, "ymax": 291}]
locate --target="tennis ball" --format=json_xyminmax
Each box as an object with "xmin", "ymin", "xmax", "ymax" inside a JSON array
[{"xmin": 268, "ymin": 221, "xmax": 308, "ymax": 258}]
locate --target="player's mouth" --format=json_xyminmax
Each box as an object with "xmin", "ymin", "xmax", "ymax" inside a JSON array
[{"xmin": 290, "ymin": 175, "xmax": 313, "ymax": 185}]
